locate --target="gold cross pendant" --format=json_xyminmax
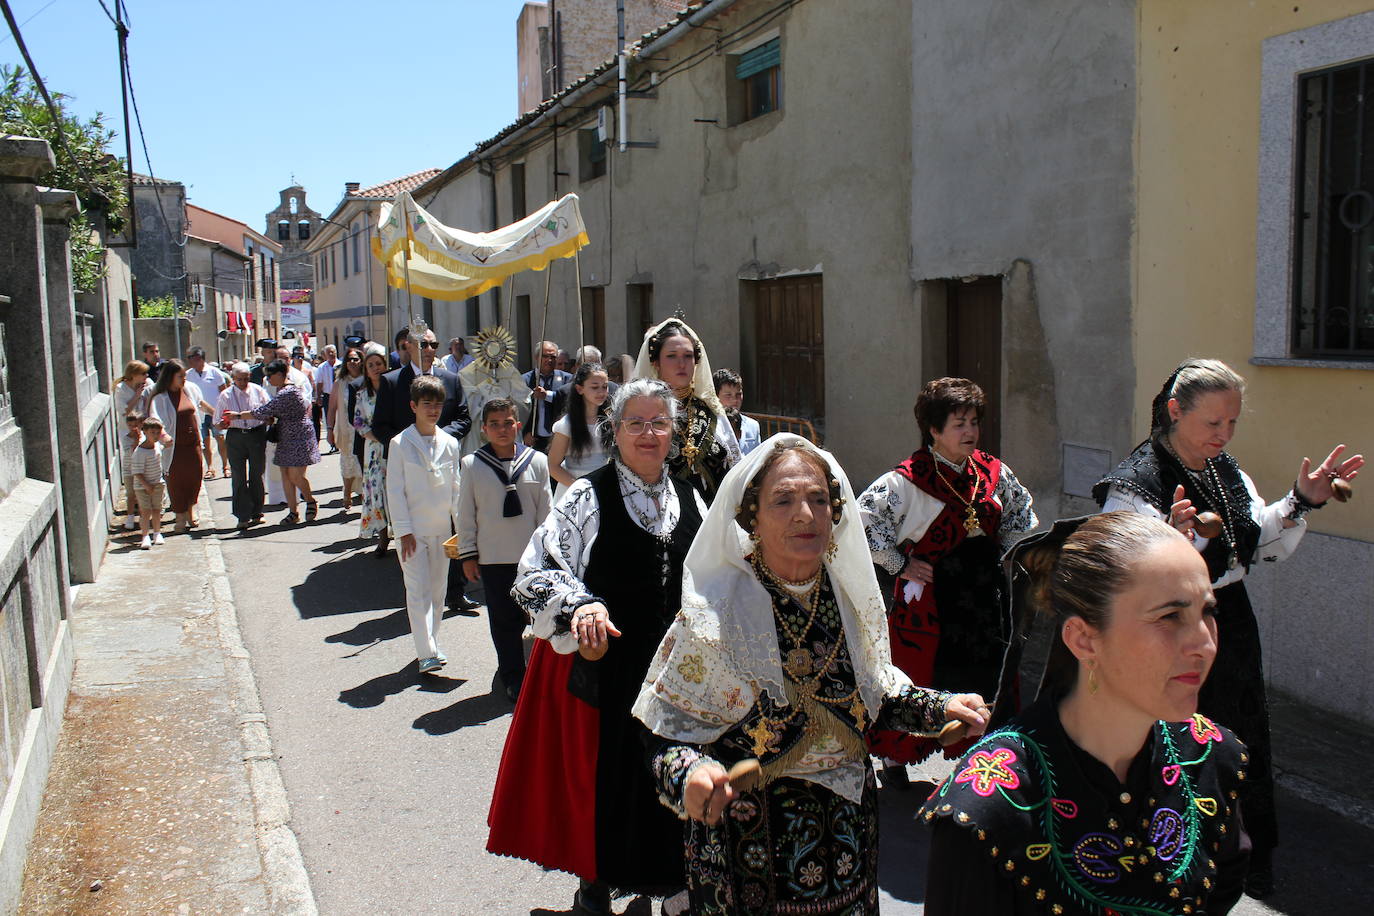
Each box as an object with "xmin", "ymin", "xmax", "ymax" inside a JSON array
[
  {"xmin": 746, "ymin": 717, "xmax": 777, "ymax": 757},
  {"xmin": 849, "ymin": 695, "xmax": 867, "ymax": 726},
  {"xmin": 964, "ymin": 504, "xmax": 980, "ymax": 534}
]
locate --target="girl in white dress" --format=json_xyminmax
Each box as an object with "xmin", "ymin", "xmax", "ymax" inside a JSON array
[{"xmin": 548, "ymin": 361, "xmax": 611, "ymax": 488}]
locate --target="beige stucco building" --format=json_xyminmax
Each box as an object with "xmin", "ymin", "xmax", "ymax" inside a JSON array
[
  {"xmin": 307, "ymin": 170, "xmax": 439, "ymax": 350},
  {"xmin": 1135, "ymin": 2, "xmax": 1374, "ymax": 728}
]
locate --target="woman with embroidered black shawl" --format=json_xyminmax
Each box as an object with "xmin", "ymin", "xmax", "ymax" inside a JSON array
[
  {"xmin": 633, "ymin": 318, "xmax": 741, "ymax": 503},
  {"xmin": 490, "ymin": 378, "xmax": 705, "ymax": 916},
  {"xmin": 634, "ymin": 434, "xmax": 989, "ymax": 914},
  {"xmin": 1092, "ymin": 358, "xmax": 1361, "ymax": 897},
  {"xmin": 922, "ymin": 512, "xmax": 1251, "ymax": 915}
]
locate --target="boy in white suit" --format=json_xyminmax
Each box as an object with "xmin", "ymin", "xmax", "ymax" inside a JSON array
[{"xmin": 385, "ymin": 374, "xmax": 462, "ymax": 674}]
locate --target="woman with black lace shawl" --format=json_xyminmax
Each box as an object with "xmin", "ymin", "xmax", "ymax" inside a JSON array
[
  {"xmin": 1092, "ymin": 358, "xmax": 1362, "ymax": 897},
  {"xmin": 634, "ymin": 435, "xmax": 989, "ymax": 914},
  {"xmin": 633, "ymin": 318, "xmax": 741, "ymax": 503}
]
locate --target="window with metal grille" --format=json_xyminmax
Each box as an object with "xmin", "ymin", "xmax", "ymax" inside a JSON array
[{"xmin": 1292, "ymin": 58, "xmax": 1374, "ymax": 358}]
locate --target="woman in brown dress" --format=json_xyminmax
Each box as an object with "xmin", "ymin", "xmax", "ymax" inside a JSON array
[{"xmin": 150, "ymin": 359, "xmax": 204, "ymax": 532}]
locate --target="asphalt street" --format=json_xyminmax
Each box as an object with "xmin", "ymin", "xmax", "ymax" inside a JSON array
[{"xmin": 207, "ymin": 452, "xmax": 1364, "ymax": 915}]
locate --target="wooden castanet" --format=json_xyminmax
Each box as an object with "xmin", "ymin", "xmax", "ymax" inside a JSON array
[
  {"xmin": 1331, "ymin": 478, "xmax": 1353, "ymax": 503},
  {"xmin": 938, "ymin": 719, "xmax": 969, "ymax": 747},
  {"xmin": 726, "ymin": 758, "xmax": 762, "ymax": 793},
  {"xmin": 1193, "ymin": 511, "xmax": 1224, "ymax": 540}
]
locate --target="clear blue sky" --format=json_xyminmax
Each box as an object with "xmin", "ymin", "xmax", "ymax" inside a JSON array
[{"xmin": 2, "ymin": 0, "xmax": 533, "ymax": 226}]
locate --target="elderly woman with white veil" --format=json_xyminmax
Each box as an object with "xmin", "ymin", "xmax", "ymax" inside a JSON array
[
  {"xmin": 634, "ymin": 435, "xmax": 990, "ymax": 914},
  {"xmin": 634, "ymin": 317, "xmax": 740, "ymax": 502}
]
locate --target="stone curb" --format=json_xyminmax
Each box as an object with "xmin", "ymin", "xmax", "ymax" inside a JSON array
[{"xmin": 198, "ymin": 490, "xmax": 318, "ymax": 916}]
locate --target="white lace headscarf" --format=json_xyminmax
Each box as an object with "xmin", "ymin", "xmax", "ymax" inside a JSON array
[
  {"xmin": 634, "ymin": 434, "xmax": 905, "ymax": 742},
  {"xmin": 633, "ymin": 317, "xmax": 728, "ymax": 419}
]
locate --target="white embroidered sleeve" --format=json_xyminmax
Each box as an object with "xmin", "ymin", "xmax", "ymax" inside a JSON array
[
  {"xmin": 858, "ymin": 472, "xmax": 943, "ymax": 575},
  {"xmin": 513, "ymin": 479, "xmax": 601, "ymax": 654},
  {"xmin": 858, "ymin": 472, "xmax": 909, "ymax": 575},
  {"xmin": 1245, "ymin": 471, "xmax": 1307, "ymax": 564},
  {"xmin": 995, "ymin": 463, "xmax": 1038, "ymax": 539}
]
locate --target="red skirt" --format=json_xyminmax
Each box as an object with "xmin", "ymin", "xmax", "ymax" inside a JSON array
[{"xmin": 487, "ymin": 639, "xmax": 600, "ymax": 880}]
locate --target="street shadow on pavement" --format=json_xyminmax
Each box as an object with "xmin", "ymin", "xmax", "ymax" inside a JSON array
[
  {"xmin": 412, "ymin": 681, "xmax": 513, "ymax": 735},
  {"xmin": 338, "ymin": 662, "xmax": 466, "ymax": 709},
  {"xmin": 326, "ymin": 606, "xmax": 480, "ymax": 648},
  {"xmin": 290, "ymin": 552, "xmax": 403, "ymax": 618},
  {"xmin": 876, "ymin": 780, "xmax": 932, "ymax": 904}
]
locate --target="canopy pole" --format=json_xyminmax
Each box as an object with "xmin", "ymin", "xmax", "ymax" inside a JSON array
[
  {"xmin": 536, "ymin": 259, "xmax": 553, "ymax": 370},
  {"xmin": 400, "ymin": 197, "xmax": 417, "ymax": 329},
  {"xmin": 574, "ymin": 249, "xmax": 585, "ymax": 350},
  {"xmin": 499, "ymin": 273, "xmax": 514, "ymax": 329}
]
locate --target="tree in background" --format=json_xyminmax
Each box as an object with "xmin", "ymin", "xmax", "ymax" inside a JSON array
[{"xmin": 0, "ymin": 64, "xmax": 128, "ymax": 294}]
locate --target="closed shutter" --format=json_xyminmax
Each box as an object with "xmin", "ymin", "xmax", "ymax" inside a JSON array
[{"xmin": 736, "ymin": 39, "xmax": 780, "ymax": 80}]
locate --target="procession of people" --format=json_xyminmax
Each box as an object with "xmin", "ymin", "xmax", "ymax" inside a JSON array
[{"xmin": 119, "ymin": 320, "xmax": 1361, "ymax": 915}]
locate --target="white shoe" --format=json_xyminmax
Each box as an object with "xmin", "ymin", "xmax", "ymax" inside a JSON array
[
  {"xmin": 152, "ymin": 533, "xmax": 165, "ymax": 546},
  {"xmin": 124, "ymin": 516, "xmax": 138, "ymax": 530},
  {"xmin": 140, "ymin": 534, "xmax": 152, "ymax": 550}
]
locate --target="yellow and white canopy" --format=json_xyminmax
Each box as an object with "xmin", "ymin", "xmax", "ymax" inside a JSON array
[{"xmin": 372, "ymin": 191, "xmax": 590, "ymax": 301}]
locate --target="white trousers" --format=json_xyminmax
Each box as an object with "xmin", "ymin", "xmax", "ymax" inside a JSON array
[
  {"xmin": 264, "ymin": 441, "xmax": 285, "ymax": 504},
  {"xmin": 398, "ymin": 534, "xmax": 448, "ymax": 660}
]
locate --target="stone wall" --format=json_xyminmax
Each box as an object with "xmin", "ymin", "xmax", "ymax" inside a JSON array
[{"xmin": 0, "ymin": 135, "xmax": 85, "ymax": 914}]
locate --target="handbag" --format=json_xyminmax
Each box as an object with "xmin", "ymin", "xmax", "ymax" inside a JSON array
[{"xmin": 265, "ymin": 423, "xmax": 280, "ymax": 444}]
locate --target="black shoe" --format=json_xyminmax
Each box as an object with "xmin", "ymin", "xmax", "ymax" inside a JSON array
[
  {"xmin": 1244, "ymin": 850, "xmax": 1274, "ymax": 898},
  {"xmin": 573, "ymin": 880, "xmax": 611, "ymax": 915},
  {"xmin": 882, "ymin": 762, "xmax": 911, "ymax": 791},
  {"xmin": 449, "ymin": 594, "xmax": 481, "ymax": 612},
  {"xmin": 504, "ymin": 684, "xmax": 520, "ymax": 704}
]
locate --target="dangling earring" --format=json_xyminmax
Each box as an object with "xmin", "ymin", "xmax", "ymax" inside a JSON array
[
  {"xmin": 824, "ymin": 538, "xmax": 838, "ymax": 562},
  {"xmin": 1087, "ymin": 661, "xmax": 1099, "ymax": 695}
]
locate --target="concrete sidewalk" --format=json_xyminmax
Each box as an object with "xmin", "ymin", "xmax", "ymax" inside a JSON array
[{"xmin": 18, "ymin": 486, "xmax": 315, "ymax": 915}]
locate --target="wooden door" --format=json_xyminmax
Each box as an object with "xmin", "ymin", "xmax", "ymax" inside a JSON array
[
  {"xmin": 755, "ymin": 275, "xmax": 825, "ymax": 428},
  {"xmin": 580, "ymin": 286, "xmax": 606, "ymax": 354},
  {"xmin": 946, "ymin": 277, "xmax": 1002, "ymax": 455}
]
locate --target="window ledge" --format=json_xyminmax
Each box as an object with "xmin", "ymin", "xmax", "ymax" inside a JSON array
[{"xmin": 1250, "ymin": 356, "xmax": 1374, "ymax": 371}]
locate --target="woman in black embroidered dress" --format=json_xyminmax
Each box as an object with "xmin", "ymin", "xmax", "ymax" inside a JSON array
[
  {"xmin": 633, "ymin": 318, "xmax": 741, "ymax": 503},
  {"xmin": 491, "ymin": 379, "xmax": 705, "ymax": 916},
  {"xmin": 1092, "ymin": 358, "xmax": 1362, "ymax": 897},
  {"xmin": 922, "ymin": 512, "xmax": 1251, "ymax": 915},
  {"xmin": 634, "ymin": 435, "xmax": 990, "ymax": 915}
]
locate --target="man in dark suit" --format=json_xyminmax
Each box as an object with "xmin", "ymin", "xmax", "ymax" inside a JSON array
[
  {"xmin": 388, "ymin": 329, "xmax": 409, "ymax": 371},
  {"xmin": 547, "ymin": 344, "xmax": 620, "ymax": 424},
  {"xmin": 521, "ymin": 340, "xmax": 572, "ymax": 452},
  {"xmin": 372, "ymin": 327, "xmax": 472, "ymax": 457}
]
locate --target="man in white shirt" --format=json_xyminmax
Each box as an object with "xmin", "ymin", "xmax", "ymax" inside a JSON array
[
  {"xmin": 216, "ymin": 362, "xmax": 270, "ymax": 529},
  {"xmin": 185, "ymin": 346, "xmax": 230, "ymax": 479},
  {"xmin": 314, "ymin": 344, "xmax": 340, "ymax": 452}
]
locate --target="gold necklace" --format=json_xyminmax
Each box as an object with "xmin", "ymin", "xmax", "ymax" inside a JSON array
[
  {"xmin": 676, "ymin": 387, "xmax": 711, "ymax": 467},
  {"xmin": 752, "ymin": 560, "xmax": 868, "ymax": 725},
  {"xmin": 933, "ymin": 454, "xmax": 984, "ymax": 534},
  {"xmin": 753, "ymin": 553, "xmax": 825, "ymax": 676}
]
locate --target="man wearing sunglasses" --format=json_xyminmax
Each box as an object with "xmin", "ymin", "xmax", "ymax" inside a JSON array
[{"xmin": 371, "ymin": 323, "xmax": 472, "ymax": 460}]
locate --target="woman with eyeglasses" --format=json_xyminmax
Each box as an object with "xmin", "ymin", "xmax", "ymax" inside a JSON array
[
  {"xmin": 634, "ymin": 318, "xmax": 741, "ymax": 503},
  {"xmin": 330, "ymin": 346, "xmax": 366, "ymax": 510},
  {"xmin": 489, "ymin": 379, "xmax": 705, "ymax": 916}
]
